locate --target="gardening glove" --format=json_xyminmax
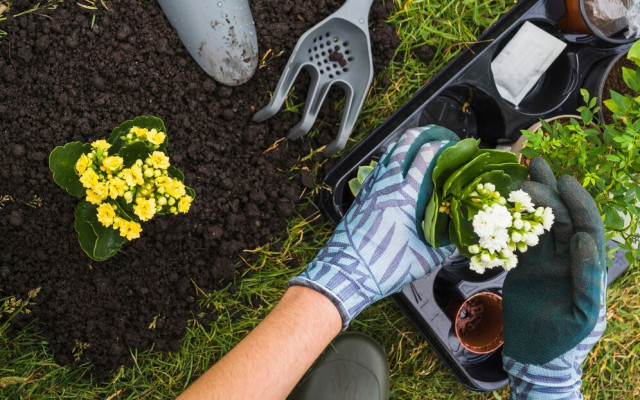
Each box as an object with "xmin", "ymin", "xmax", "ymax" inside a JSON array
[
  {"xmin": 502, "ymin": 157, "xmax": 607, "ymax": 400},
  {"xmin": 289, "ymin": 125, "xmax": 460, "ymax": 329}
]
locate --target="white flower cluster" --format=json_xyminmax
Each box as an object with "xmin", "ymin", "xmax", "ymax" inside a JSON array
[{"xmin": 467, "ymin": 184, "xmax": 554, "ymax": 274}]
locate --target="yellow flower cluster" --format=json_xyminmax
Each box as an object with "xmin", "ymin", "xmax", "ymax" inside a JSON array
[
  {"xmin": 122, "ymin": 126, "xmax": 167, "ymax": 148},
  {"xmin": 75, "ymin": 132, "xmax": 193, "ymax": 241}
]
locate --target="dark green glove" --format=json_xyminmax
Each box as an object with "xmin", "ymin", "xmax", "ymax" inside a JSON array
[{"xmin": 502, "ymin": 157, "xmax": 607, "ymax": 397}]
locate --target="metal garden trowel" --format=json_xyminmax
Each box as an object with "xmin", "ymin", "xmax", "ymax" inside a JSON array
[
  {"xmin": 158, "ymin": 0, "xmax": 259, "ymax": 86},
  {"xmin": 253, "ymin": 0, "xmax": 376, "ymax": 156}
]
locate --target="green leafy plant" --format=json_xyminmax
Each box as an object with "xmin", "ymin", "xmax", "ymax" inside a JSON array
[
  {"xmin": 348, "ymin": 160, "xmax": 378, "ymax": 196},
  {"xmin": 521, "ymin": 40, "xmax": 640, "ymax": 264},
  {"xmin": 423, "ymin": 139, "xmax": 549, "ymax": 273},
  {"xmin": 49, "ymin": 116, "xmax": 195, "ymax": 261}
]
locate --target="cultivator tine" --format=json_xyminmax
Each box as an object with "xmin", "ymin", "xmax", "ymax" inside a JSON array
[
  {"xmin": 288, "ymin": 74, "xmax": 335, "ymax": 140},
  {"xmin": 253, "ymin": 59, "xmax": 305, "ymax": 123}
]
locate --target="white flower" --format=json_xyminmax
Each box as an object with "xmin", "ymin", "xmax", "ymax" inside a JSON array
[
  {"xmin": 535, "ymin": 207, "xmax": 544, "ymax": 217},
  {"xmin": 468, "ymin": 244, "xmax": 481, "ymax": 254},
  {"xmin": 490, "ymin": 204, "xmax": 513, "ymax": 229},
  {"xmin": 472, "ymin": 210, "xmax": 496, "ymax": 239},
  {"xmin": 532, "ymin": 223, "xmax": 545, "ymax": 236},
  {"xmin": 523, "ymin": 232, "xmax": 539, "ymax": 246},
  {"xmin": 523, "ymin": 221, "xmax": 532, "ymax": 232},
  {"xmin": 513, "ymin": 219, "xmax": 524, "ymax": 230},
  {"xmin": 479, "ymin": 227, "xmax": 509, "ymax": 254},
  {"xmin": 542, "ymin": 207, "xmax": 554, "ymax": 230},
  {"xmin": 511, "ymin": 232, "xmax": 523, "ymax": 243},
  {"xmin": 484, "ymin": 183, "xmax": 496, "ymax": 192},
  {"xmin": 517, "ymin": 242, "xmax": 528, "ymax": 252},
  {"xmin": 503, "ymin": 254, "xmax": 518, "ymax": 271},
  {"xmin": 508, "ymin": 190, "xmax": 536, "ymax": 213},
  {"xmin": 469, "ymin": 256, "xmax": 486, "ymax": 274}
]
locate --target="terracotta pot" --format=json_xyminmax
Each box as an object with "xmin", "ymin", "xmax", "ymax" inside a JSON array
[
  {"xmin": 446, "ymin": 292, "xmax": 504, "ymax": 354},
  {"xmin": 557, "ymin": 0, "xmax": 635, "ymax": 44}
]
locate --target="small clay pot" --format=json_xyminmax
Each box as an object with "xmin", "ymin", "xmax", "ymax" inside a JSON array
[
  {"xmin": 446, "ymin": 292, "xmax": 504, "ymax": 354},
  {"xmin": 557, "ymin": 0, "xmax": 634, "ymax": 44}
]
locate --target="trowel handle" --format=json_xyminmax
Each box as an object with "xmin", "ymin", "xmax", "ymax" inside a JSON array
[
  {"xmin": 158, "ymin": 0, "xmax": 259, "ymax": 86},
  {"xmin": 335, "ymin": 0, "xmax": 376, "ymax": 26}
]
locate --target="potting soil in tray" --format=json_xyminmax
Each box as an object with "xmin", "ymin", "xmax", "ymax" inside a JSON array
[{"xmin": 0, "ymin": 0, "xmax": 400, "ymax": 375}]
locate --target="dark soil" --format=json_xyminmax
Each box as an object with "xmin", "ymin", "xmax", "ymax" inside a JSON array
[
  {"xmin": 601, "ymin": 55, "xmax": 635, "ymax": 123},
  {"xmin": 0, "ymin": 0, "xmax": 400, "ymax": 376}
]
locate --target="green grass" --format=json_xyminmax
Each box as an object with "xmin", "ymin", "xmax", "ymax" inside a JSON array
[{"xmin": 2, "ymin": 0, "xmax": 640, "ymax": 399}]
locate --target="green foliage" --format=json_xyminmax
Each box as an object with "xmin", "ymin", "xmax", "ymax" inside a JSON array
[
  {"xmin": 48, "ymin": 116, "xmax": 194, "ymax": 262},
  {"xmin": 49, "ymin": 142, "xmax": 92, "ymax": 197},
  {"xmin": 522, "ymin": 41, "xmax": 640, "ymax": 263},
  {"xmin": 347, "ymin": 161, "xmax": 378, "ymax": 197},
  {"xmin": 423, "ymin": 139, "xmax": 527, "ymax": 255}
]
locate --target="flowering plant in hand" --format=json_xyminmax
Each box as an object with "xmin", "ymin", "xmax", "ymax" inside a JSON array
[
  {"xmin": 49, "ymin": 116, "xmax": 195, "ymax": 261},
  {"xmin": 423, "ymin": 138, "xmax": 553, "ymax": 273}
]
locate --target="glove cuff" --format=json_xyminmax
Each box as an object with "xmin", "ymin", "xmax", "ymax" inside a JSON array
[
  {"xmin": 288, "ymin": 261, "xmax": 371, "ymax": 330},
  {"xmin": 503, "ymin": 354, "xmax": 583, "ymax": 400}
]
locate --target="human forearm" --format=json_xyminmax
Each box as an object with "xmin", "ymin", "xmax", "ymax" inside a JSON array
[{"xmin": 177, "ymin": 285, "xmax": 342, "ymax": 400}]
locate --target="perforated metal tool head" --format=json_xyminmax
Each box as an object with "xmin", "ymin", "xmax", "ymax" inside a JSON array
[{"xmin": 253, "ymin": 0, "xmax": 375, "ymax": 156}]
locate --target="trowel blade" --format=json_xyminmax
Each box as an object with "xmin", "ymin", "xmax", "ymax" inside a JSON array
[{"xmin": 158, "ymin": 0, "xmax": 259, "ymax": 86}]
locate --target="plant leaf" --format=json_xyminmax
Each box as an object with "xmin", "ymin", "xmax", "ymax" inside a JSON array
[
  {"xmin": 49, "ymin": 142, "xmax": 91, "ymax": 197},
  {"xmin": 348, "ymin": 178, "xmax": 362, "ymax": 197},
  {"xmin": 627, "ymin": 40, "xmax": 640, "ymax": 65},
  {"xmin": 119, "ymin": 142, "xmax": 152, "ymax": 168},
  {"xmin": 75, "ymin": 201, "xmax": 126, "ymax": 261},
  {"xmin": 168, "ymin": 165, "xmax": 185, "ymax": 181},
  {"xmin": 432, "ymin": 138, "xmax": 479, "ymax": 189},
  {"xmin": 442, "ymin": 153, "xmax": 490, "ymax": 197},
  {"xmin": 622, "ymin": 67, "xmax": 640, "ymax": 92},
  {"xmin": 357, "ymin": 165, "xmax": 375, "ymax": 183},
  {"xmin": 449, "ymin": 198, "xmax": 477, "ymax": 257},
  {"xmin": 75, "ymin": 202, "xmax": 99, "ymax": 260}
]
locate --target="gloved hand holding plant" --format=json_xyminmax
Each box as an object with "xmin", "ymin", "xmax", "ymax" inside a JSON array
[
  {"xmin": 49, "ymin": 116, "xmax": 195, "ymax": 261},
  {"xmin": 423, "ymin": 138, "xmax": 554, "ymax": 274}
]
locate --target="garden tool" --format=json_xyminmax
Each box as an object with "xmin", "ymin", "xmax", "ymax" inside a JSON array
[
  {"xmin": 158, "ymin": 0, "xmax": 258, "ymax": 86},
  {"xmin": 253, "ymin": 0, "xmax": 376, "ymax": 156}
]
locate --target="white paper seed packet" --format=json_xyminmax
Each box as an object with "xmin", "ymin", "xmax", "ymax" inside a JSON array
[{"xmin": 491, "ymin": 22, "xmax": 567, "ymax": 106}]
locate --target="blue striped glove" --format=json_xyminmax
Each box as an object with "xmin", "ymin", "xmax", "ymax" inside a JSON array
[
  {"xmin": 289, "ymin": 126, "xmax": 459, "ymax": 329},
  {"xmin": 502, "ymin": 158, "xmax": 607, "ymax": 399}
]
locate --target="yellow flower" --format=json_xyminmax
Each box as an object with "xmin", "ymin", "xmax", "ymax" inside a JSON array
[
  {"xmin": 178, "ymin": 195, "xmax": 193, "ymax": 213},
  {"xmin": 119, "ymin": 220, "xmax": 142, "ymax": 240},
  {"xmin": 102, "ymin": 156, "xmax": 123, "ymax": 173},
  {"xmin": 96, "ymin": 203, "xmax": 116, "ymax": 227},
  {"xmin": 93, "ymin": 182, "xmax": 109, "ymax": 199},
  {"xmin": 155, "ymin": 176, "xmax": 173, "ymax": 190},
  {"xmin": 133, "ymin": 127, "xmax": 148, "ymax": 138},
  {"xmin": 130, "ymin": 164, "xmax": 145, "ymax": 186},
  {"xmin": 112, "ymin": 217, "xmax": 125, "ymax": 230},
  {"xmin": 91, "ymin": 140, "xmax": 111, "ymax": 152},
  {"xmin": 108, "ymin": 177, "xmax": 126, "ymax": 199},
  {"xmin": 168, "ymin": 180, "xmax": 186, "ymax": 198},
  {"xmin": 86, "ymin": 189, "xmax": 104, "ymax": 205},
  {"xmin": 79, "ymin": 168, "xmax": 100, "ymax": 189},
  {"xmin": 126, "ymin": 221, "xmax": 142, "ymax": 240},
  {"xmin": 134, "ymin": 198, "xmax": 156, "ymax": 221},
  {"xmin": 146, "ymin": 129, "xmax": 166, "ymax": 146},
  {"xmin": 75, "ymin": 153, "xmax": 92, "ymax": 175},
  {"xmin": 148, "ymin": 151, "xmax": 170, "ymax": 169}
]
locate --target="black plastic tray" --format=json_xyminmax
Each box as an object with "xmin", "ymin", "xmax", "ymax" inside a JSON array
[{"xmin": 319, "ymin": 0, "xmax": 632, "ymax": 392}]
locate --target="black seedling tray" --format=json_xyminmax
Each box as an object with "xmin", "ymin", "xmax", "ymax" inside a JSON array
[{"xmin": 319, "ymin": 0, "xmax": 632, "ymax": 392}]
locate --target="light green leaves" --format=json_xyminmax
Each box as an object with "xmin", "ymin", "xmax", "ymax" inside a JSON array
[
  {"xmin": 348, "ymin": 161, "xmax": 378, "ymax": 197},
  {"xmin": 49, "ymin": 142, "xmax": 91, "ymax": 198}
]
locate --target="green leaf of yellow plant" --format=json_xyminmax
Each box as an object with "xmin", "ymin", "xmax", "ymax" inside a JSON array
[
  {"xmin": 119, "ymin": 142, "xmax": 152, "ymax": 168},
  {"xmin": 75, "ymin": 201, "xmax": 126, "ymax": 261},
  {"xmin": 49, "ymin": 142, "xmax": 91, "ymax": 198}
]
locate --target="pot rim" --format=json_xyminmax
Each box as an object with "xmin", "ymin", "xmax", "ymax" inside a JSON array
[
  {"xmin": 454, "ymin": 291, "xmax": 504, "ymax": 354},
  {"xmin": 579, "ymin": 0, "xmax": 635, "ymax": 44}
]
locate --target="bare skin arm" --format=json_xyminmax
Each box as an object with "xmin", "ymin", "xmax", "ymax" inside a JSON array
[{"xmin": 177, "ymin": 285, "xmax": 342, "ymax": 400}]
